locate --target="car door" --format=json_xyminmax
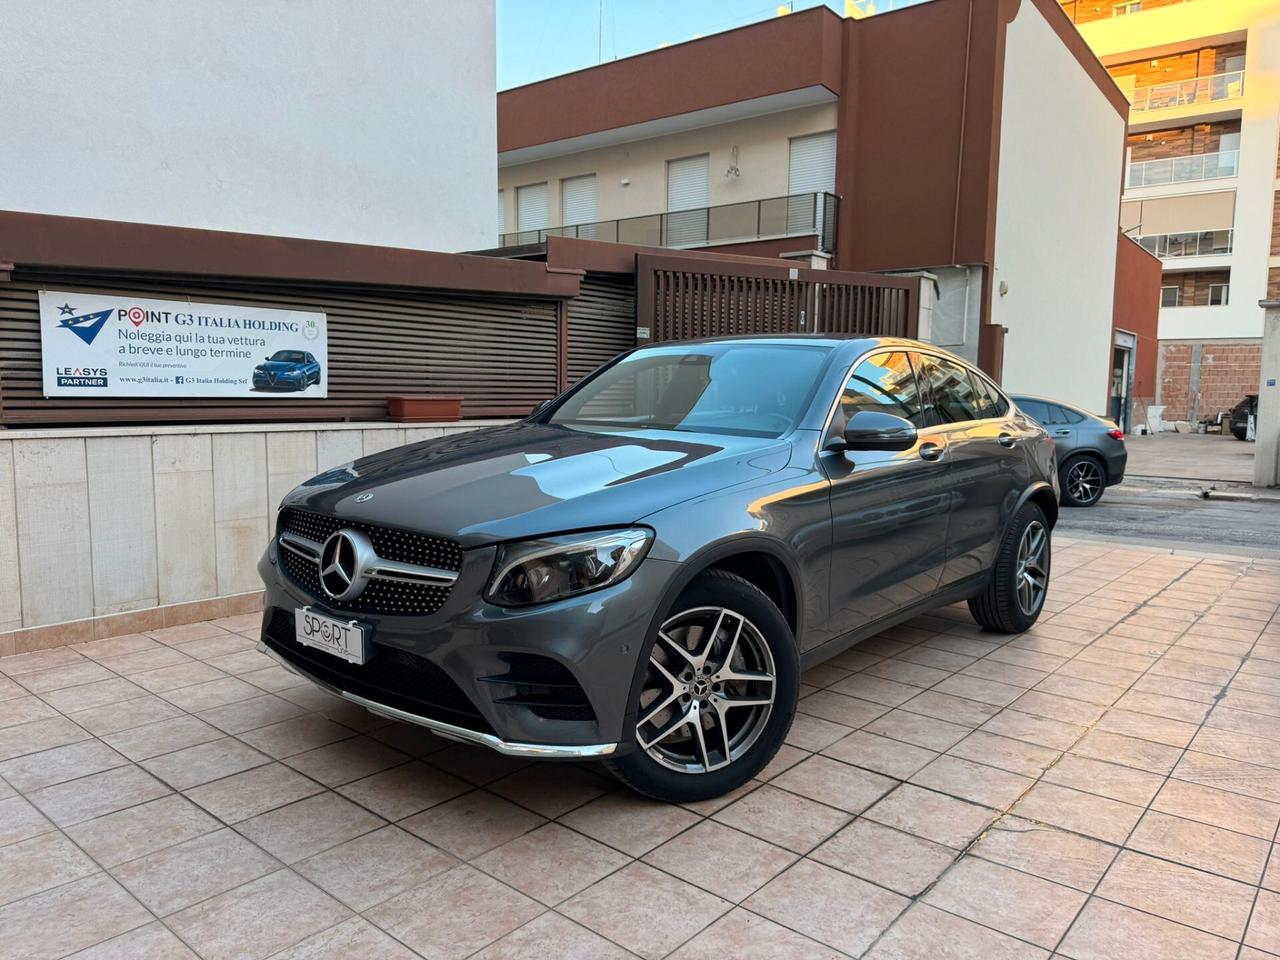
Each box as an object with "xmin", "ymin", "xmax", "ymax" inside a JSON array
[
  {"xmin": 914, "ymin": 353, "xmax": 1032, "ymax": 587},
  {"xmin": 819, "ymin": 350, "xmax": 951, "ymax": 644},
  {"xmin": 1021, "ymin": 399, "xmax": 1077, "ymax": 458}
]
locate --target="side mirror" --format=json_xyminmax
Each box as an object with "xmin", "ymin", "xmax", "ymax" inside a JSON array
[{"xmin": 833, "ymin": 410, "xmax": 917, "ymax": 452}]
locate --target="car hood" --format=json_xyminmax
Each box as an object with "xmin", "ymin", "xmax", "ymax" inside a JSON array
[
  {"xmin": 257, "ymin": 361, "xmax": 305, "ymax": 373},
  {"xmin": 282, "ymin": 422, "xmax": 793, "ymax": 547}
]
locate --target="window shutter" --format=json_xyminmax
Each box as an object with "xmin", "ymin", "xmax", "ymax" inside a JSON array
[
  {"xmin": 666, "ymin": 155, "xmax": 710, "ymax": 245},
  {"xmin": 516, "ymin": 182, "xmax": 548, "ymax": 236},
  {"xmin": 561, "ymin": 174, "xmax": 598, "ymax": 239},
  {"xmin": 788, "ymin": 131, "xmax": 836, "ymax": 236},
  {"xmin": 497, "ymin": 190, "xmax": 505, "ymax": 237}
]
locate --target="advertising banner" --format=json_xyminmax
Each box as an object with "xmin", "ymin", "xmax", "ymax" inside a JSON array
[{"xmin": 39, "ymin": 290, "xmax": 328, "ymax": 398}]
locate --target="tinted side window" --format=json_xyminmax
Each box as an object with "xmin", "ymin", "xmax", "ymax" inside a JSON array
[
  {"xmin": 1059, "ymin": 405, "xmax": 1085, "ymax": 424},
  {"xmin": 915, "ymin": 354, "xmax": 980, "ymax": 424},
  {"xmin": 838, "ymin": 352, "xmax": 926, "ymax": 426},
  {"xmin": 969, "ymin": 372, "xmax": 1009, "ymax": 419},
  {"xmin": 1017, "ymin": 399, "xmax": 1052, "ymax": 424}
]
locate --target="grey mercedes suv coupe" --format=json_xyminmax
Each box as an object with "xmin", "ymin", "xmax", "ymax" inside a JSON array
[{"xmin": 258, "ymin": 336, "xmax": 1059, "ymax": 801}]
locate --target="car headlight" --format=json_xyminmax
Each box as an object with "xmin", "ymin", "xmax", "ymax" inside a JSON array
[{"xmin": 485, "ymin": 528, "xmax": 653, "ymax": 607}]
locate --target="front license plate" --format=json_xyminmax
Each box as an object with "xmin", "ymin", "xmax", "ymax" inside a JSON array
[{"xmin": 295, "ymin": 607, "xmax": 368, "ymax": 665}]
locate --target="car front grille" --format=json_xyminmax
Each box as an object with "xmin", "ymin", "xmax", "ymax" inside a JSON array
[
  {"xmin": 277, "ymin": 507, "xmax": 463, "ymax": 616},
  {"xmin": 263, "ymin": 608, "xmax": 492, "ymax": 734}
]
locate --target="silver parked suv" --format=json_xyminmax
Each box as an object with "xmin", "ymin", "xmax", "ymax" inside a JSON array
[{"xmin": 258, "ymin": 336, "xmax": 1059, "ymax": 801}]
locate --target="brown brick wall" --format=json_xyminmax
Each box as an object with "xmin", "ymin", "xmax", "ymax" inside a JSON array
[
  {"xmin": 1157, "ymin": 340, "xmax": 1262, "ymax": 422},
  {"xmin": 1107, "ymin": 42, "xmax": 1246, "ymax": 88},
  {"xmin": 1163, "ymin": 270, "xmax": 1230, "ymax": 307},
  {"xmin": 1269, "ymin": 268, "xmax": 1280, "ymax": 301},
  {"xmin": 1060, "ymin": 0, "xmax": 1187, "ymax": 24},
  {"xmin": 1127, "ymin": 120, "xmax": 1239, "ymax": 162}
]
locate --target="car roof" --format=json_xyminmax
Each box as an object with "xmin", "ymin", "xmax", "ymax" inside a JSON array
[
  {"xmin": 1010, "ymin": 394, "xmax": 1103, "ymax": 419},
  {"xmin": 632, "ymin": 334, "xmax": 957, "ymax": 356}
]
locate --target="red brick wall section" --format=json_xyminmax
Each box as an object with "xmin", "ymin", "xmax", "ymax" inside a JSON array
[
  {"xmin": 1113, "ymin": 235, "xmax": 1161, "ymax": 403},
  {"xmin": 1158, "ymin": 341, "xmax": 1262, "ymax": 422}
]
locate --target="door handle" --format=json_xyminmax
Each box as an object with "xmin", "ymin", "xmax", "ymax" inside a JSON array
[
  {"xmin": 919, "ymin": 442, "xmax": 945, "ymax": 462},
  {"xmin": 1052, "ymin": 429, "xmax": 1071, "ymax": 438},
  {"xmin": 998, "ymin": 434, "xmax": 1018, "ymax": 448}
]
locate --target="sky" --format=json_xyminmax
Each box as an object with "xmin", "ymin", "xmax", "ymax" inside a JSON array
[{"xmin": 497, "ymin": 0, "xmax": 928, "ymax": 90}]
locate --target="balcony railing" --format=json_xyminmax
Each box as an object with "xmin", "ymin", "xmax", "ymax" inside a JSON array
[
  {"xmin": 499, "ymin": 192, "xmax": 838, "ymax": 254},
  {"xmin": 1129, "ymin": 70, "xmax": 1245, "ymax": 113},
  {"xmin": 1126, "ymin": 149, "xmax": 1239, "ymax": 188},
  {"xmin": 1137, "ymin": 229, "xmax": 1233, "ymax": 258}
]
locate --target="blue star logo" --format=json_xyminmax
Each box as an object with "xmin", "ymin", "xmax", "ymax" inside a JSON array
[
  {"xmin": 57, "ymin": 308, "xmax": 113, "ymax": 346},
  {"xmin": 58, "ymin": 303, "xmax": 75, "ymax": 316}
]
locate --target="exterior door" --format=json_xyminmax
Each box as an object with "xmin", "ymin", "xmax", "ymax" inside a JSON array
[
  {"xmin": 820, "ymin": 350, "xmax": 951, "ymax": 645},
  {"xmin": 787, "ymin": 131, "xmax": 836, "ymax": 237},
  {"xmin": 913, "ymin": 353, "xmax": 1031, "ymax": 586},
  {"xmin": 666, "ymin": 154, "xmax": 709, "ymax": 246}
]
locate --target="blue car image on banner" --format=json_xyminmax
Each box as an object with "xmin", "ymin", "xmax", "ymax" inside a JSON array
[{"xmin": 252, "ymin": 350, "xmax": 322, "ymax": 392}]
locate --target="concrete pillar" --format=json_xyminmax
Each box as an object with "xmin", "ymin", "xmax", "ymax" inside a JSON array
[{"xmin": 1255, "ymin": 300, "xmax": 1280, "ymax": 489}]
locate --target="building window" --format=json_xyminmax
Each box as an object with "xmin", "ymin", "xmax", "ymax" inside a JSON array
[
  {"xmin": 1208, "ymin": 283, "xmax": 1230, "ymax": 306},
  {"xmin": 666, "ymin": 154, "xmax": 710, "ymax": 246},
  {"xmin": 516, "ymin": 182, "xmax": 548, "ymax": 235},
  {"xmin": 1160, "ymin": 286, "xmax": 1180, "ymax": 307},
  {"xmin": 561, "ymin": 174, "xmax": 598, "ymax": 238},
  {"xmin": 788, "ymin": 131, "xmax": 837, "ymax": 236},
  {"xmin": 497, "ymin": 190, "xmax": 505, "ymax": 238},
  {"xmin": 1112, "ymin": 1, "xmax": 1141, "ymax": 15}
]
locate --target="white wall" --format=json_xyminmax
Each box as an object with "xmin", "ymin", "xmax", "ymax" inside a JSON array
[
  {"xmin": 0, "ymin": 0, "xmax": 496, "ymax": 253},
  {"xmin": 992, "ymin": 0, "xmax": 1125, "ymax": 415}
]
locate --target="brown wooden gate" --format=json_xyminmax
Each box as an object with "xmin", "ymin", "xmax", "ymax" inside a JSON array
[{"xmin": 636, "ymin": 252, "xmax": 917, "ymax": 344}]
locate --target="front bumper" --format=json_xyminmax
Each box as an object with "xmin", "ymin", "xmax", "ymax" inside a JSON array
[{"xmin": 258, "ymin": 540, "xmax": 680, "ymax": 755}]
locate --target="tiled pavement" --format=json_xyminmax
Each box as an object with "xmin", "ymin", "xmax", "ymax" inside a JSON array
[{"xmin": 1, "ymin": 538, "xmax": 1279, "ymax": 959}]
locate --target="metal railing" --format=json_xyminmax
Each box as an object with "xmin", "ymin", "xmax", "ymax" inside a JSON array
[
  {"xmin": 1126, "ymin": 149, "xmax": 1238, "ymax": 188},
  {"xmin": 499, "ymin": 191, "xmax": 838, "ymax": 254},
  {"xmin": 1137, "ymin": 229, "xmax": 1233, "ymax": 258},
  {"xmin": 1059, "ymin": 0, "xmax": 1194, "ymax": 24},
  {"xmin": 1129, "ymin": 70, "xmax": 1245, "ymax": 113}
]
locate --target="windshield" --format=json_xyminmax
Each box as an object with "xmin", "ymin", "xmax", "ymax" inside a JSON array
[
  {"xmin": 548, "ymin": 342, "xmax": 832, "ymax": 438},
  {"xmin": 268, "ymin": 351, "xmax": 306, "ymax": 363}
]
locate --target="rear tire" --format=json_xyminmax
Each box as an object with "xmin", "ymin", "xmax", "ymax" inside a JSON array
[
  {"xmin": 968, "ymin": 502, "xmax": 1050, "ymax": 633},
  {"xmin": 606, "ymin": 569, "xmax": 798, "ymax": 803},
  {"xmin": 1060, "ymin": 455, "xmax": 1105, "ymax": 507}
]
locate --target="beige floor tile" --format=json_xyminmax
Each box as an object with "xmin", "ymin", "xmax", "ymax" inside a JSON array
[
  {"xmin": 1011, "ymin": 690, "xmax": 1109, "ymax": 727},
  {"xmin": 487, "ymin": 763, "xmax": 614, "ymax": 819},
  {"xmin": 235, "ymin": 791, "xmax": 383, "ymax": 864},
  {"xmin": 1072, "ymin": 729, "xmax": 1183, "ymax": 775},
  {"xmin": 69, "ymin": 696, "xmax": 184, "ymax": 737},
  {"xmin": 1194, "ymin": 726, "xmax": 1280, "ymax": 771},
  {"xmin": 0, "ymin": 646, "xmax": 88, "ymax": 677},
  {"xmin": 863, "ymin": 708, "xmax": 971, "ymax": 751},
  {"xmin": 821, "ymin": 729, "xmax": 937, "ymax": 780},
  {"xmin": 1043, "ymin": 754, "xmax": 1165, "ymax": 806},
  {"xmin": 644, "ymin": 819, "xmax": 796, "ymax": 902},
  {"xmin": 0, "ymin": 738, "xmax": 127, "ymax": 792},
  {"xmin": 558, "ymin": 788, "xmax": 700, "ymax": 857},
  {"xmin": 668, "ymin": 907, "xmax": 844, "ymax": 960},
  {"xmin": 0, "ymin": 795, "xmax": 55, "ymax": 846},
  {"xmin": 203, "ymin": 649, "xmax": 275, "ymax": 676},
  {"xmin": 0, "ymin": 830, "xmax": 98, "ymax": 906},
  {"xmin": 1113, "ymin": 690, "xmax": 1209, "ymax": 724},
  {"xmin": 400, "ymin": 790, "xmax": 545, "ymax": 860},
  {"xmin": 829, "ymin": 672, "xmax": 921, "ymax": 706},
  {"xmin": 18, "ymin": 661, "xmax": 113, "ymax": 693},
  {"xmin": 365, "ymin": 721, "xmax": 450, "ymax": 758},
  {"xmin": 0, "ymin": 873, "xmax": 152, "ymax": 960},
  {"xmin": 184, "ymin": 761, "xmax": 324, "ymax": 823},
  {"xmin": 64, "ymin": 921, "xmax": 198, "ymax": 959},
  {"xmin": 165, "ymin": 868, "xmax": 350, "ymax": 960},
  {"xmin": 978, "ymin": 708, "xmax": 1088, "ymax": 751},
  {"xmin": 266, "ymin": 917, "xmax": 417, "ymax": 960},
  {"xmin": 141, "ymin": 736, "xmax": 270, "ymax": 790},
  {"xmin": 561, "ymin": 861, "xmax": 730, "ymax": 960},
  {"xmin": 424, "ymin": 743, "xmax": 531, "ymax": 785},
  {"xmin": 1097, "ymin": 849, "xmax": 1255, "ymax": 942},
  {"xmin": 784, "ymin": 712, "xmax": 855, "ymax": 752},
  {"xmin": 712, "ymin": 783, "xmax": 850, "ymax": 854},
  {"xmin": 811, "ymin": 817, "xmax": 955, "ymax": 897},
  {"xmin": 863, "ymin": 783, "xmax": 996, "ymax": 849},
  {"xmin": 41, "ymin": 680, "xmax": 148, "ymax": 715},
  {"xmin": 240, "ymin": 665, "xmax": 310, "ymax": 694},
  {"xmin": 1245, "ymin": 890, "xmax": 1280, "ymax": 955},
  {"xmin": 96, "ymin": 646, "xmax": 194, "ymax": 677},
  {"xmin": 66, "ymin": 794, "xmax": 219, "ymax": 868},
  {"xmin": 74, "ymin": 633, "xmax": 162, "ymax": 661},
  {"xmin": 194, "ymin": 694, "xmax": 308, "ymax": 735},
  {"xmin": 336, "ymin": 759, "xmax": 469, "ymax": 820},
  {"xmin": 900, "ymin": 690, "xmax": 999, "ymax": 727},
  {"xmin": 970, "ymin": 816, "xmax": 1115, "ymax": 892},
  {"xmin": 1174, "ymin": 751, "xmax": 1280, "ymax": 804},
  {"xmin": 130, "ymin": 661, "xmax": 226, "ymax": 694},
  {"xmin": 147, "ymin": 622, "xmax": 232, "ymax": 645},
  {"xmin": 678, "ymin": 778, "xmax": 761, "ymax": 817},
  {"xmin": 932, "ymin": 673, "xmax": 1026, "ymax": 708},
  {"xmin": 925, "ymin": 855, "xmax": 1085, "ymax": 948},
  {"xmin": 367, "ymin": 864, "xmax": 543, "ymax": 960},
  {"xmin": 1058, "ymin": 896, "xmax": 1237, "ymax": 960},
  {"xmin": 949, "ymin": 730, "xmax": 1062, "ymax": 777},
  {"xmin": 798, "ymin": 689, "xmax": 891, "ymax": 728},
  {"xmin": 745, "ymin": 858, "xmax": 907, "ymax": 956},
  {"xmin": 771, "ymin": 754, "xmax": 895, "ymax": 813},
  {"xmin": 280, "ymin": 735, "xmax": 409, "ymax": 787},
  {"xmin": 110, "ymin": 827, "xmax": 278, "ymax": 916},
  {"xmin": 910, "ymin": 754, "xmax": 1034, "ymax": 809},
  {"xmin": 174, "ymin": 633, "xmax": 256, "ymax": 661},
  {"xmin": 101, "ymin": 714, "xmax": 223, "ymax": 761},
  {"xmin": 475, "ymin": 822, "xmax": 628, "ymax": 906},
  {"xmin": 471, "ymin": 911, "xmax": 635, "ymax": 960},
  {"xmin": 159, "ymin": 676, "xmax": 261, "ymax": 714},
  {"xmin": 864, "ymin": 902, "xmax": 1048, "ymax": 960},
  {"xmin": 28, "ymin": 763, "xmax": 170, "ymax": 827},
  {"xmin": 294, "ymin": 824, "xmax": 455, "ymax": 911},
  {"xmin": 1152, "ymin": 778, "xmax": 1280, "ymax": 840},
  {"xmin": 1127, "ymin": 809, "xmax": 1270, "ymax": 884},
  {"xmin": 237, "ymin": 714, "xmax": 354, "ymax": 759},
  {"xmin": 1011, "ymin": 781, "xmax": 1143, "ymax": 845}
]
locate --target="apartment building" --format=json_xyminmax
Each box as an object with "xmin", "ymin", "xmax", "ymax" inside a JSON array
[
  {"xmin": 1063, "ymin": 0, "xmax": 1280, "ymax": 424},
  {"xmin": 493, "ymin": 0, "xmax": 1145, "ymax": 416}
]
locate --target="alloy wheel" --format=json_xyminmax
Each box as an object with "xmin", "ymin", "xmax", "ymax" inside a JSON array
[
  {"xmin": 1015, "ymin": 520, "xmax": 1049, "ymax": 616},
  {"xmin": 636, "ymin": 606, "xmax": 776, "ymax": 774},
  {"xmin": 1066, "ymin": 460, "xmax": 1102, "ymax": 504}
]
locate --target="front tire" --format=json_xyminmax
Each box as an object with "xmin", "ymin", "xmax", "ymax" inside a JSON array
[
  {"xmin": 1060, "ymin": 455, "xmax": 1105, "ymax": 507},
  {"xmin": 606, "ymin": 569, "xmax": 798, "ymax": 803},
  {"xmin": 968, "ymin": 502, "xmax": 1051, "ymax": 633}
]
